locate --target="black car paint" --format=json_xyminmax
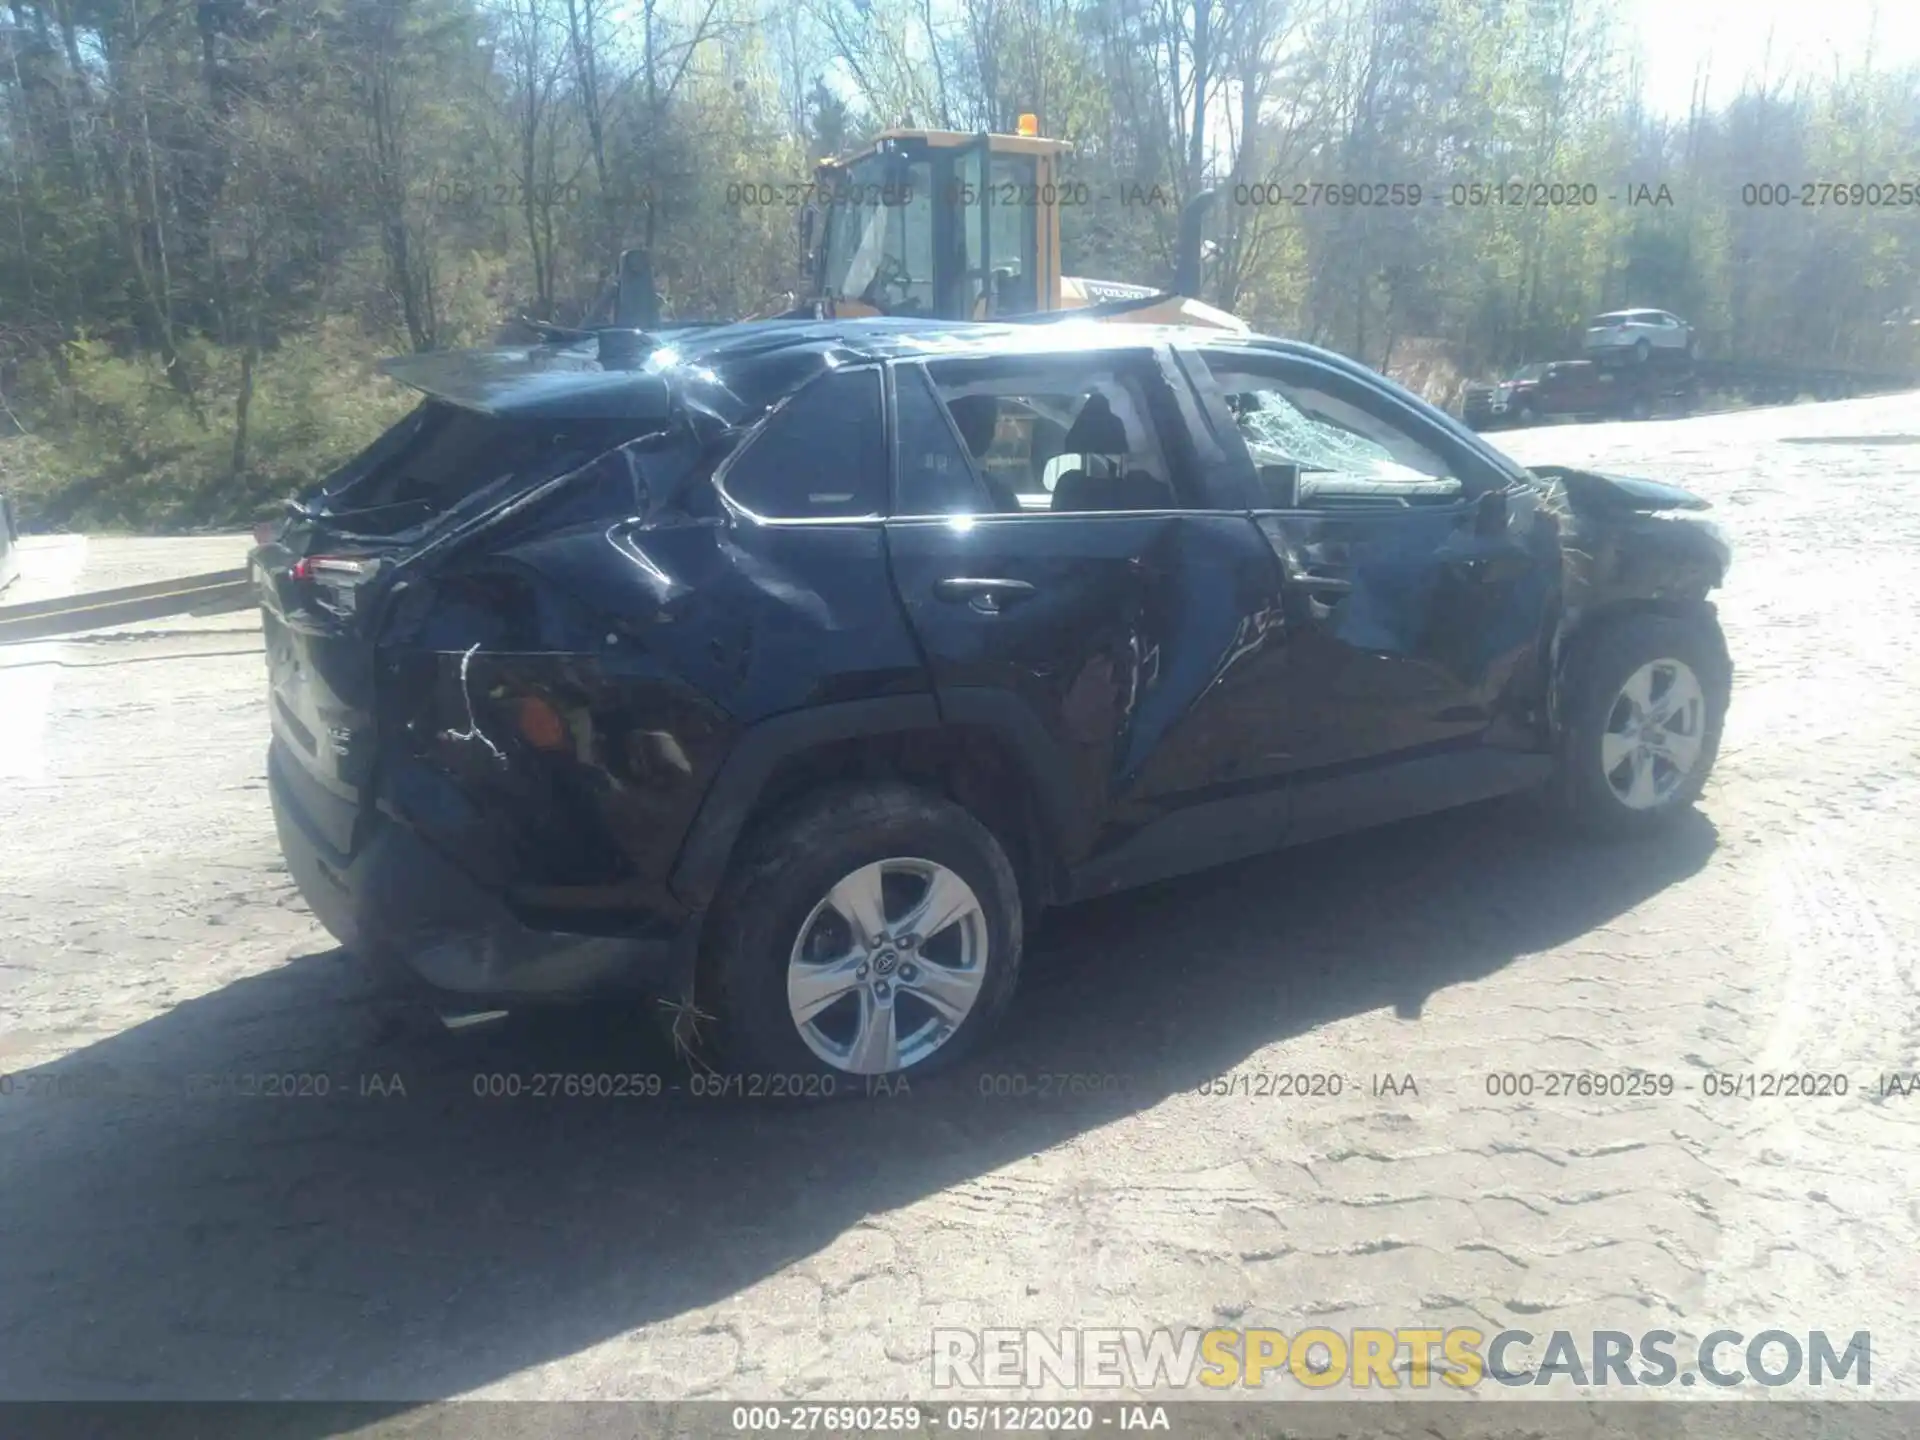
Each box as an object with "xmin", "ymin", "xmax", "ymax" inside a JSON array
[{"xmin": 255, "ymin": 318, "xmax": 1731, "ymax": 1008}]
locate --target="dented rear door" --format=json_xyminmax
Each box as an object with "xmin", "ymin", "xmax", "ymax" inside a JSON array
[{"xmin": 883, "ymin": 352, "xmax": 1293, "ymax": 896}]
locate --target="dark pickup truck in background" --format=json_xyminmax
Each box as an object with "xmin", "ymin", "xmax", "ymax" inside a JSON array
[{"xmin": 1463, "ymin": 357, "xmax": 1697, "ymax": 430}]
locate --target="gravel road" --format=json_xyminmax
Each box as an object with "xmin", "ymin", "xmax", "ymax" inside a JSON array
[{"xmin": 0, "ymin": 396, "xmax": 1916, "ymax": 1426}]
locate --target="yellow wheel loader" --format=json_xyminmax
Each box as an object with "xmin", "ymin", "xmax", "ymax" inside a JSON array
[
  {"xmin": 597, "ymin": 116, "xmax": 1247, "ymax": 335},
  {"xmin": 790, "ymin": 117, "xmax": 1246, "ymax": 331}
]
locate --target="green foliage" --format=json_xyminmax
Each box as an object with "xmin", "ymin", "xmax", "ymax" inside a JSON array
[
  {"xmin": 3, "ymin": 0, "xmax": 1918, "ymax": 528},
  {"xmin": 7, "ymin": 326, "xmax": 416, "ymax": 531}
]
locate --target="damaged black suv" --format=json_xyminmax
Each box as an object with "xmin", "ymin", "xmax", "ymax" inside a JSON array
[{"xmin": 254, "ymin": 318, "xmax": 1733, "ymax": 1082}]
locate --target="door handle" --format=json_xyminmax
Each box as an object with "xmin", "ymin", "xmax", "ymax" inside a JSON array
[
  {"xmin": 1285, "ymin": 569, "xmax": 1353, "ymax": 596},
  {"xmin": 932, "ymin": 577, "xmax": 1038, "ymax": 614}
]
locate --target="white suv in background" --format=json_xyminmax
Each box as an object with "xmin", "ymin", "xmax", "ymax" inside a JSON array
[{"xmin": 1582, "ymin": 308, "xmax": 1695, "ymax": 362}]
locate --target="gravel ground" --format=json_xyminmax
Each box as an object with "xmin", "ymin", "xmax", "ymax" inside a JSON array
[{"xmin": 0, "ymin": 396, "xmax": 1916, "ymax": 1425}]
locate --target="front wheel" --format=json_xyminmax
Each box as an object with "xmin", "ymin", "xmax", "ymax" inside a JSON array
[
  {"xmin": 703, "ymin": 784, "xmax": 1024, "ymax": 1085},
  {"xmin": 1632, "ymin": 337, "xmax": 1651, "ymax": 363},
  {"xmin": 1555, "ymin": 615, "xmax": 1729, "ymax": 836}
]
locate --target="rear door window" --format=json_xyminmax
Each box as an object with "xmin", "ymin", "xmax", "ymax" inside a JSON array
[
  {"xmin": 921, "ymin": 351, "xmax": 1189, "ymax": 513},
  {"xmin": 717, "ymin": 366, "xmax": 887, "ymax": 519}
]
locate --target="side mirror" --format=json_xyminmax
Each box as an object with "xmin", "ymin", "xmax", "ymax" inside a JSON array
[
  {"xmin": 614, "ymin": 248, "xmax": 659, "ymax": 330},
  {"xmin": 1475, "ymin": 486, "xmax": 1509, "ymax": 537}
]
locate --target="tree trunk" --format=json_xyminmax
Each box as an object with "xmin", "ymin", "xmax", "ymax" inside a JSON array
[{"xmin": 230, "ymin": 327, "xmax": 257, "ymax": 479}]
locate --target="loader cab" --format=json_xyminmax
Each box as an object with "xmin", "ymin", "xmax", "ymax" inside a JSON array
[{"xmin": 806, "ymin": 124, "xmax": 1069, "ymax": 322}]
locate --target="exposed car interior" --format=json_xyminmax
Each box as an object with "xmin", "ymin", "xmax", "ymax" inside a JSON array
[{"xmin": 934, "ymin": 381, "xmax": 1177, "ymax": 513}]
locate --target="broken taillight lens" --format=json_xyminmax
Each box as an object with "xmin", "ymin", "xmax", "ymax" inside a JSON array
[
  {"xmin": 291, "ymin": 556, "xmax": 377, "ymax": 584},
  {"xmin": 515, "ymin": 695, "xmax": 569, "ymax": 751}
]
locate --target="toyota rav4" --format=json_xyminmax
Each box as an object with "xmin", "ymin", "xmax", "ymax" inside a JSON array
[{"xmin": 254, "ymin": 318, "xmax": 1734, "ymax": 1083}]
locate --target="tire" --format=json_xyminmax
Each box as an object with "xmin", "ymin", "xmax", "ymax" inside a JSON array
[
  {"xmin": 1632, "ymin": 337, "xmax": 1651, "ymax": 363},
  {"xmin": 1628, "ymin": 395, "xmax": 1652, "ymax": 421},
  {"xmin": 703, "ymin": 783, "xmax": 1024, "ymax": 1086},
  {"xmin": 1554, "ymin": 614, "xmax": 1729, "ymax": 837},
  {"xmin": 1516, "ymin": 403, "xmax": 1537, "ymax": 425}
]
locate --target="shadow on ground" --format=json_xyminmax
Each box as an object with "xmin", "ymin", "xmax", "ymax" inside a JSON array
[{"xmin": 0, "ymin": 799, "xmax": 1718, "ymax": 1405}]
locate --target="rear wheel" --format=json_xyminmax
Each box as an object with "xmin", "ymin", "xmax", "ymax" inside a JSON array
[
  {"xmin": 1555, "ymin": 615, "xmax": 1728, "ymax": 837},
  {"xmin": 704, "ymin": 784, "xmax": 1023, "ymax": 1085}
]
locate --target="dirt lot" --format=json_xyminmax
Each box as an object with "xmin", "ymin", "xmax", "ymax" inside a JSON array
[{"xmin": 1, "ymin": 396, "xmax": 1917, "ymax": 1421}]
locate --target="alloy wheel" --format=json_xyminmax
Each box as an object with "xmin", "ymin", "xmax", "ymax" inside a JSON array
[
  {"xmin": 786, "ymin": 857, "xmax": 990, "ymax": 1075},
  {"xmin": 1600, "ymin": 659, "xmax": 1706, "ymax": 810}
]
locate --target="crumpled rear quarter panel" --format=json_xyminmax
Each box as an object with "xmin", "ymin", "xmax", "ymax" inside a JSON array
[{"xmin": 373, "ymin": 512, "xmax": 925, "ymax": 924}]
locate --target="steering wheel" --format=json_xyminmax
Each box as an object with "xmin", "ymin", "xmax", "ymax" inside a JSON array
[{"xmin": 860, "ymin": 253, "xmax": 919, "ymax": 312}]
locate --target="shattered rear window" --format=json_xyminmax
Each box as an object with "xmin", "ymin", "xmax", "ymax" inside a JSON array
[{"xmin": 315, "ymin": 402, "xmax": 659, "ymax": 537}]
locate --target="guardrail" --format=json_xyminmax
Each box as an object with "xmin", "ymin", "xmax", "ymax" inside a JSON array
[{"xmin": 0, "ymin": 568, "xmax": 253, "ymax": 645}]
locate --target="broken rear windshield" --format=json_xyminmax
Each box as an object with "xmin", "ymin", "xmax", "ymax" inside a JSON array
[{"xmin": 309, "ymin": 403, "xmax": 666, "ymax": 538}]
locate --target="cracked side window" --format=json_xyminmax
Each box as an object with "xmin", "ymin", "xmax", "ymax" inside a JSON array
[{"xmin": 1199, "ymin": 352, "xmax": 1465, "ymax": 508}]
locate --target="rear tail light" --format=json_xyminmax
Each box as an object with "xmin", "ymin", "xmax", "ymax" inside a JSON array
[
  {"xmin": 515, "ymin": 695, "xmax": 569, "ymax": 751},
  {"xmin": 291, "ymin": 556, "xmax": 378, "ymax": 584}
]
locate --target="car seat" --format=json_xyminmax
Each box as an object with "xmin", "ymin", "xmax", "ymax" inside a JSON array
[{"xmin": 1049, "ymin": 395, "xmax": 1129, "ymax": 511}]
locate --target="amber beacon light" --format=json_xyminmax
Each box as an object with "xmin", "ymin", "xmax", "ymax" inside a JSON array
[{"xmin": 1016, "ymin": 113, "xmax": 1039, "ymax": 137}]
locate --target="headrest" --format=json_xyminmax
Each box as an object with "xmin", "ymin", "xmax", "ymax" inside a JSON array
[{"xmin": 1061, "ymin": 393, "xmax": 1128, "ymax": 456}]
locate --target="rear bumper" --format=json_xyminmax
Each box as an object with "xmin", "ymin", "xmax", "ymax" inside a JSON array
[{"xmin": 268, "ymin": 742, "xmax": 697, "ymax": 1003}]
